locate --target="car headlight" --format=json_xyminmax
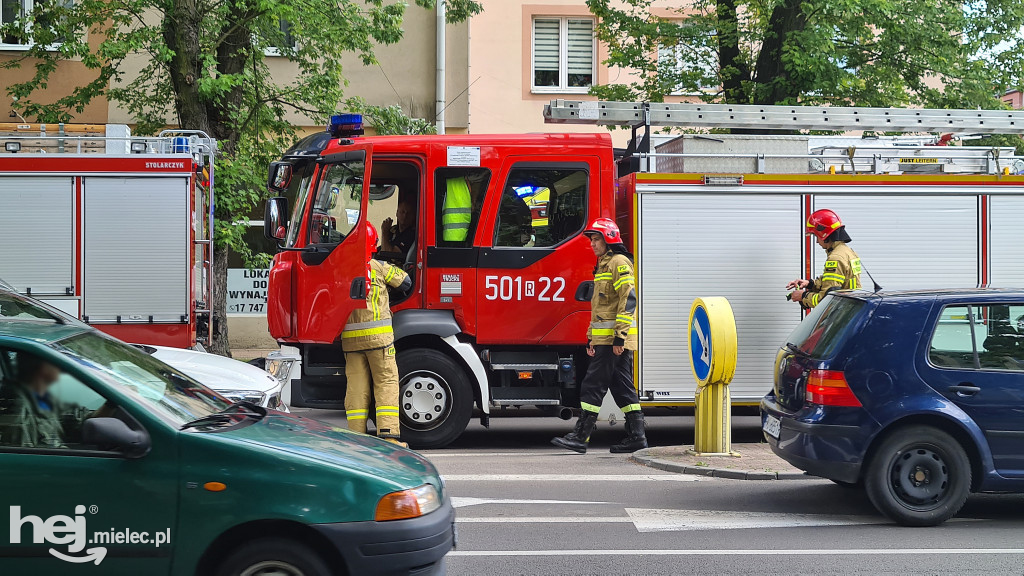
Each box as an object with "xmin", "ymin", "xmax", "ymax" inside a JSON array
[
  {"xmin": 375, "ymin": 484, "xmax": 441, "ymax": 522},
  {"xmin": 217, "ymin": 389, "xmax": 266, "ymax": 405},
  {"xmin": 266, "ymin": 358, "xmax": 295, "ymax": 387}
]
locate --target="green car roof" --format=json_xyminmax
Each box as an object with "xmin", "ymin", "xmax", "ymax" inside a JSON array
[{"xmin": 0, "ymin": 319, "xmax": 91, "ymax": 344}]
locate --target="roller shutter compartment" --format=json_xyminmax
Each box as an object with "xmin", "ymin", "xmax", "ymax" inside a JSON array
[
  {"xmin": 0, "ymin": 177, "xmax": 74, "ymax": 295},
  {"xmin": 637, "ymin": 191, "xmax": 803, "ymax": 403},
  {"xmin": 83, "ymin": 177, "xmax": 190, "ymax": 322}
]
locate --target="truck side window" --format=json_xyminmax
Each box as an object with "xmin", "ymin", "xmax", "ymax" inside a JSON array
[
  {"xmin": 435, "ymin": 168, "xmax": 490, "ymax": 247},
  {"xmin": 495, "ymin": 167, "xmax": 587, "ymax": 248},
  {"xmin": 309, "ymin": 158, "xmax": 364, "ymax": 245}
]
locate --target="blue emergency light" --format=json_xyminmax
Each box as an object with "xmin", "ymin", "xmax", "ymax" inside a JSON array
[{"xmin": 328, "ymin": 113, "xmax": 364, "ymax": 138}]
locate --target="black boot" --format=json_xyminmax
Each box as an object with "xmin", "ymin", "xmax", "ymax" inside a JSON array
[
  {"xmin": 551, "ymin": 411, "xmax": 598, "ymax": 453},
  {"xmin": 610, "ymin": 411, "xmax": 648, "ymax": 453}
]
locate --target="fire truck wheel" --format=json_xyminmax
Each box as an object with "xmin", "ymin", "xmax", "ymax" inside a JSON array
[{"xmin": 397, "ymin": 348, "xmax": 473, "ymax": 449}]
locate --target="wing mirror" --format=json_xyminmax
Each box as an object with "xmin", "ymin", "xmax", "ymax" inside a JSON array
[
  {"xmin": 265, "ymin": 197, "xmax": 289, "ymax": 241},
  {"xmin": 268, "ymin": 162, "xmax": 293, "ymax": 193},
  {"xmin": 82, "ymin": 418, "xmax": 150, "ymax": 458}
]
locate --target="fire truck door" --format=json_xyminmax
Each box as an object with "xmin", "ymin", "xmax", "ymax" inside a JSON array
[
  {"xmin": 475, "ymin": 159, "xmax": 599, "ymax": 345},
  {"xmin": 292, "ymin": 144, "xmax": 373, "ymax": 344}
]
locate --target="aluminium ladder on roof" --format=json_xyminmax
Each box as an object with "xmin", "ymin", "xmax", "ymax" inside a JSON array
[{"xmin": 543, "ymin": 100, "xmax": 1024, "ymax": 134}]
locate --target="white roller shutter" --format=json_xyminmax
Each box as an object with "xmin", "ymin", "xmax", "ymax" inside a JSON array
[
  {"xmin": 0, "ymin": 177, "xmax": 74, "ymax": 295},
  {"xmin": 638, "ymin": 191, "xmax": 804, "ymax": 403},
  {"xmin": 812, "ymin": 195, "xmax": 978, "ymax": 290},
  {"xmin": 990, "ymin": 196, "xmax": 1024, "ymax": 287},
  {"xmin": 83, "ymin": 177, "xmax": 189, "ymax": 322}
]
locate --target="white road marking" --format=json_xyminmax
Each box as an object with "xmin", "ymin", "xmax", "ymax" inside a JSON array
[
  {"xmin": 626, "ymin": 508, "xmax": 883, "ymax": 532},
  {"xmin": 442, "ymin": 474, "xmax": 701, "ymax": 482},
  {"xmin": 458, "ymin": 516, "xmax": 632, "ymax": 523},
  {"xmin": 448, "ymin": 548, "xmax": 1024, "ymax": 557},
  {"xmin": 452, "ymin": 497, "xmax": 609, "ymax": 509}
]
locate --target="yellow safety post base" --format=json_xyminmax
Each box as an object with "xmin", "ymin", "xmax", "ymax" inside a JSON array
[{"xmin": 690, "ymin": 382, "xmax": 740, "ymax": 457}]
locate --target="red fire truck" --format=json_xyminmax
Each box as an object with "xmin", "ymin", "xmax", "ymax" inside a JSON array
[
  {"xmin": 265, "ymin": 103, "xmax": 1024, "ymax": 448},
  {"xmin": 0, "ymin": 123, "xmax": 215, "ymax": 348}
]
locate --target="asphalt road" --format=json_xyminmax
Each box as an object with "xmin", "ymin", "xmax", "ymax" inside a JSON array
[{"xmin": 302, "ymin": 409, "xmax": 1024, "ymax": 575}]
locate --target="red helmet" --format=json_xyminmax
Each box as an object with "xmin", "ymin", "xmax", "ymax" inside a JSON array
[
  {"xmin": 366, "ymin": 221, "xmax": 379, "ymax": 247},
  {"xmin": 805, "ymin": 209, "xmax": 843, "ymax": 241},
  {"xmin": 583, "ymin": 217, "xmax": 622, "ymax": 244}
]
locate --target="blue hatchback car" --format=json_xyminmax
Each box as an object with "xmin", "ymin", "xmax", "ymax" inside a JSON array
[{"xmin": 761, "ymin": 289, "xmax": 1024, "ymax": 526}]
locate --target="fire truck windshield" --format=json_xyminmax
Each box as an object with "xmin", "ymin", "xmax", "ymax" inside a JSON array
[{"xmin": 303, "ymin": 156, "xmax": 365, "ymax": 246}]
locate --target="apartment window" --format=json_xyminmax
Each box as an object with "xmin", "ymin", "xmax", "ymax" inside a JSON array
[
  {"xmin": 1, "ymin": 0, "xmax": 31, "ymax": 48},
  {"xmin": 263, "ymin": 18, "xmax": 296, "ymax": 56},
  {"xmin": 657, "ymin": 33, "xmax": 718, "ymax": 95},
  {"xmin": 1, "ymin": 0, "xmax": 72, "ymax": 49},
  {"xmin": 532, "ymin": 17, "xmax": 594, "ymax": 93}
]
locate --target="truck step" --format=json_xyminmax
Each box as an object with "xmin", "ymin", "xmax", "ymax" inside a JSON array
[
  {"xmin": 491, "ymin": 398, "xmax": 562, "ymax": 406},
  {"xmin": 489, "ymin": 363, "xmax": 559, "ymax": 371}
]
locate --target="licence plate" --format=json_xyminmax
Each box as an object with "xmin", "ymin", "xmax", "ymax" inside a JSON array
[{"xmin": 763, "ymin": 414, "xmax": 782, "ymax": 439}]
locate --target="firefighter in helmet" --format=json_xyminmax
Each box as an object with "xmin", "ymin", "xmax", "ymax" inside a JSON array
[
  {"xmin": 552, "ymin": 217, "xmax": 647, "ymax": 454},
  {"xmin": 787, "ymin": 209, "xmax": 863, "ymax": 308},
  {"xmin": 343, "ymin": 222, "xmax": 412, "ymax": 446}
]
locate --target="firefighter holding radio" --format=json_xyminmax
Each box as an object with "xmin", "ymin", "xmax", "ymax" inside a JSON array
[
  {"xmin": 343, "ymin": 222, "xmax": 412, "ymax": 446},
  {"xmin": 787, "ymin": 209, "xmax": 863, "ymax": 309}
]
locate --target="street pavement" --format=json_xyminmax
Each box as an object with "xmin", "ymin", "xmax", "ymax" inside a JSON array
[{"xmin": 301, "ymin": 408, "xmax": 1024, "ymax": 575}]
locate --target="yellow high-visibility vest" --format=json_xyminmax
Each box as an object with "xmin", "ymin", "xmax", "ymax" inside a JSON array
[{"xmin": 442, "ymin": 177, "xmax": 472, "ymax": 242}]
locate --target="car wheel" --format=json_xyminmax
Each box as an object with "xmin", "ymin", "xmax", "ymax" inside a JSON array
[
  {"xmin": 215, "ymin": 537, "xmax": 333, "ymax": 576},
  {"xmin": 397, "ymin": 348, "xmax": 473, "ymax": 449},
  {"xmin": 864, "ymin": 425, "xmax": 971, "ymax": 527}
]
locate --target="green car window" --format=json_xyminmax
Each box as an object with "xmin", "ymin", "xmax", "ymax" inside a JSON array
[{"xmin": 52, "ymin": 332, "xmax": 230, "ymax": 426}]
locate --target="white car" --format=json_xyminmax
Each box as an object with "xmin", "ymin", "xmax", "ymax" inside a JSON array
[
  {"xmin": 0, "ymin": 282, "xmax": 289, "ymax": 411},
  {"xmin": 141, "ymin": 345, "xmax": 290, "ymax": 412}
]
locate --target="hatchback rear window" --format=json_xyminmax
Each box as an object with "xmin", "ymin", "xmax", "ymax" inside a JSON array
[{"xmin": 785, "ymin": 295, "xmax": 867, "ymax": 359}]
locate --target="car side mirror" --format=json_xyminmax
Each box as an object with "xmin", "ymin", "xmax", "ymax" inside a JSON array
[
  {"xmin": 267, "ymin": 162, "xmax": 293, "ymax": 193},
  {"xmin": 265, "ymin": 197, "xmax": 288, "ymax": 241},
  {"xmin": 82, "ymin": 418, "xmax": 150, "ymax": 458}
]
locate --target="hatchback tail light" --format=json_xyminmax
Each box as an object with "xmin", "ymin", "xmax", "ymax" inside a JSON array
[{"xmin": 805, "ymin": 370, "xmax": 861, "ymax": 407}]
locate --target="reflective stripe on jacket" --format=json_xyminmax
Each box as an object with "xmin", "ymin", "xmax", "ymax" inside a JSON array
[
  {"xmin": 802, "ymin": 241, "xmax": 862, "ymax": 308},
  {"xmin": 342, "ymin": 259, "xmax": 410, "ymax": 351},
  {"xmin": 588, "ymin": 251, "xmax": 638, "ymax": 349}
]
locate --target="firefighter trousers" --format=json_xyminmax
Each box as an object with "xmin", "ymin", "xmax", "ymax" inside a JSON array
[
  {"xmin": 344, "ymin": 345, "xmax": 401, "ymax": 438},
  {"xmin": 578, "ymin": 346, "xmax": 641, "ymax": 415}
]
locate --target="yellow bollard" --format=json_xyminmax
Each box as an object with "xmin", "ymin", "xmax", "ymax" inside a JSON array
[{"xmin": 688, "ymin": 297, "xmax": 739, "ymax": 456}]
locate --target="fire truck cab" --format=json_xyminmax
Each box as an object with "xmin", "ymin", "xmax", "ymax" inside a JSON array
[{"xmin": 266, "ymin": 117, "xmax": 614, "ymax": 447}]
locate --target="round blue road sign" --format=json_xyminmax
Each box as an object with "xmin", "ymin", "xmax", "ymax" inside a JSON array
[{"xmin": 690, "ymin": 304, "xmax": 711, "ymax": 382}]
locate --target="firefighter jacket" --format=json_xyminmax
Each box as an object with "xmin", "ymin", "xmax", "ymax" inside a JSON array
[
  {"xmin": 341, "ymin": 260, "xmax": 410, "ymax": 352},
  {"xmin": 802, "ymin": 241, "xmax": 862, "ymax": 308},
  {"xmin": 588, "ymin": 251, "xmax": 638, "ymax": 349},
  {"xmin": 442, "ymin": 177, "xmax": 472, "ymax": 242}
]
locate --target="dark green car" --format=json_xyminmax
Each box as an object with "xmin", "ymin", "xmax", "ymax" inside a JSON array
[{"xmin": 0, "ymin": 320, "xmax": 454, "ymax": 575}]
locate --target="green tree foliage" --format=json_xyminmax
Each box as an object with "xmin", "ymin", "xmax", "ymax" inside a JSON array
[
  {"xmin": 345, "ymin": 97, "xmax": 438, "ymax": 135},
  {"xmin": 1, "ymin": 0, "xmax": 479, "ymax": 354},
  {"xmin": 586, "ymin": 0, "xmax": 1024, "ymax": 108}
]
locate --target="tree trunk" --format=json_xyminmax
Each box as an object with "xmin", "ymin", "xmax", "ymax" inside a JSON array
[
  {"xmin": 210, "ymin": 243, "xmax": 232, "ymax": 357},
  {"xmin": 716, "ymin": 0, "xmax": 750, "ymax": 105},
  {"xmin": 751, "ymin": 0, "xmax": 808, "ymax": 105},
  {"xmin": 163, "ymin": 0, "xmax": 211, "ymax": 134}
]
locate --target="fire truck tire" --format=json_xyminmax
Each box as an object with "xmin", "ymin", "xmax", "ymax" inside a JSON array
[{"xmin": 397, "ymin": 348, "xmax": 473, "ymax": 449}]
